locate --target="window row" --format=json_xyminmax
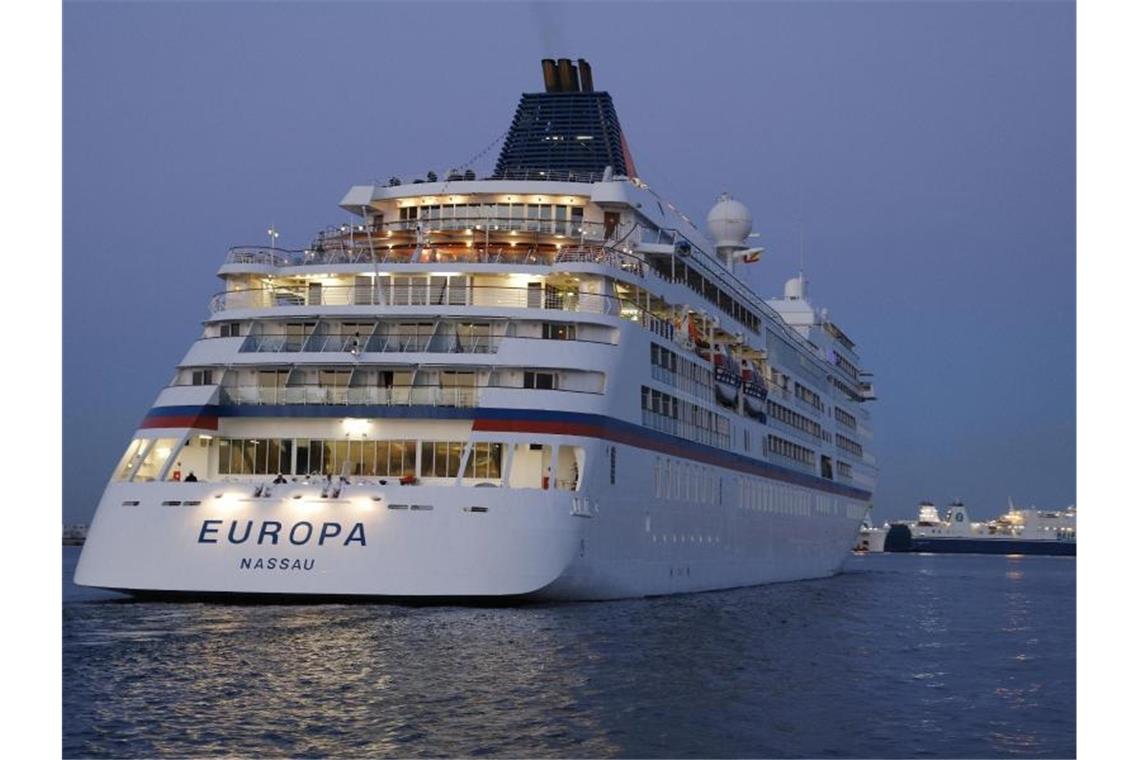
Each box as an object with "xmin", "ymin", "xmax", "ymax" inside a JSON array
[
  {"xmin": 649, "ymin": 343, "xmax": 715, "ymax": 402},
  {"xmin": 766, "ymin": 434, "xmax": 816, "ymax": 466},
  {"xmin": 398, "ymin": 202, "xmax": 584, "ymax": 226},
  {"xmin": 836, "ymin": 434, "xmax": 864, "ymax": 458},
  {"xmin": 641, "ymin": 386, "xmax": 731, "ymax": 449},
  {"xmin": 646, "ymin": 259, "xmax": 763, "ymax": 336},
  {"xmin": 653, "ymin": 457, "xmax": 722, "ymax": 505},
  {"xmin": 215, "ymin": 438, "xmax": 503, "ymax": 479},
  {"xmin": 738, "ymin": 477, "xmax": 817, "ymax": 517},
  {"xmin": 766, "ymin": 400, "xmax": 824, "ymax": 440},
  {"xmin": 833, "ymin": 352, "xmax": 860, "ymax": 381},
  {"xmin": 834, "ymin": 406, "xmax": 858, "ymax": 430},
  {"xmin": 794, "ymin": 382, "xmax": 823, "ymax": 411}
]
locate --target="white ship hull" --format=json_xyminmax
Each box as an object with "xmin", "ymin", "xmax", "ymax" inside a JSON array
[{"xmin": 76, "ymin": 454, "xmax": 865, "ymax": 600}]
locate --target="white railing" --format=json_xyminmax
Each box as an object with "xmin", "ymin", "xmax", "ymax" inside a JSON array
[
  {"xmin": 219, "ymin": 385, "xmax": 479, "ymax": 408},
  {"xmin": 209, "ymin": 284, "xmax": 618, "ymax": 316},
  {"xmin": 223, "ymin": 218, "xmax": 640, "ymax": 269}
]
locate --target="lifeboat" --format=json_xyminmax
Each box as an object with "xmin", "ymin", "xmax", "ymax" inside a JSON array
[
  {"xmin": 674, "ymin": 310, "xmax": 711, "ymax": 360},
  {"xmin": 740, "ymin": 358, "xmax": 768, "ymax": 421},
  {"xmin": 712, "ymin": 343, "xmax": 741, "ymax": 407}
]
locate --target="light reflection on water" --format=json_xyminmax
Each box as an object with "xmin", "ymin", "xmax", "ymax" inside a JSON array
[{"xmin": 63, "ymin": 550, "xmax": 1075, "ymax": 758}]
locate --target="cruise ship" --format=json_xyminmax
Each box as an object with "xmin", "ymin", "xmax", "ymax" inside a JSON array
[
  {"xmin": 75, "ymin": 59, "xmax": 878, "ymax": 600},
  {"xmin": 884, "ymin": 501, "xmax": 1076, "ymax": 556}
]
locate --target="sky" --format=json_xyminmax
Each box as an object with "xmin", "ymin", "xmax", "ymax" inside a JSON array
[{"xmin": 62, "ymin": 0, "xmax": 1075, "ymax": 524}]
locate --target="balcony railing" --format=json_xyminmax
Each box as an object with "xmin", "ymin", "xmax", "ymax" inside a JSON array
[
  {"xmin": 222, "ymin": 214, "xmax": 862, "ymax": 397},
  {"xmin": 240, "ymin": 332, "xmax": 501, "ymax": 355},
  {"xmin": 209, "ymin": 284, "xmax": 620, "ymax": 316},
  {"xmin": 219, "ymin": 385, "xmax": 480, "ymax": 408},
  {"xmin": 223, "ymin": 218, "xmax": 640, "ymax": 269},
  {"xmin": 217, "ymin": 382, "xmax": 602, "ymax": 408}
]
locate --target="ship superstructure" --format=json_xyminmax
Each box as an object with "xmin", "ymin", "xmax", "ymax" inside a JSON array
[
  {"xmin": 75, "ymin": 60, "xmax": 878, "ymax": 599},
  {"xmin": 884, "ymin": 501, "xmax": 1076, "ymax": 556}
]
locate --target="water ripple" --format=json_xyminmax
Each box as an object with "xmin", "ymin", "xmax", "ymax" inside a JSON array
[{"xmin": 63, "ymin": 551, "xmax": 1075, "ymax": 758}]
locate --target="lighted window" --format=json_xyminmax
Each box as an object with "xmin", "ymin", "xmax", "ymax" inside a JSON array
[
  {"xmin": 464, "ymin": 442, "xmax": 503, "ymax": 480},
  {"xmin": 113, "ymin": 438, "xmax": 150, "ymax": 481},
  {"xmin": 132, "ymin": 438, "xmax": 178, "ymax": 482},
  {"xmin": 542, "ymin": 322, "xmax": 576, "ymax": 340}
]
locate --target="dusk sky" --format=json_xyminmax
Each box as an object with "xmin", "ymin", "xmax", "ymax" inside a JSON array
[{"xmin": 63, "ymin": 1, "xmax": 1074, "ymax": 524}]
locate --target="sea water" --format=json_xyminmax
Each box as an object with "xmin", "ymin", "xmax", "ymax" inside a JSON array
[{"xmin": 62, "ymin": 549, "xmax": 1075, "ymax": 758}]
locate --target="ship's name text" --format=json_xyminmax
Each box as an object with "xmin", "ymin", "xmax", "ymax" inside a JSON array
[{"xmin": 197, "ymin": 520, "xmax": 367, "ymax": 546}]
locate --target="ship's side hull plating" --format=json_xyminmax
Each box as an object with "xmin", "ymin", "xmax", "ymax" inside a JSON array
[{"xmin": 76, "ymin": 452, "xmax": 867, "ymax": 601}]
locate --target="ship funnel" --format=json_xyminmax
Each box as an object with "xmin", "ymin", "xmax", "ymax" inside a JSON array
[
  {"xmin": 557, "ymin": 58, "xmax": 579, "ymax": 92},
  {"xmin": 541, "ymin": 59, "xmax": 560, "ymax": 93},
  {"xmin": 577, "ymin": 59, "xmax": 594, "ymax": 92}
]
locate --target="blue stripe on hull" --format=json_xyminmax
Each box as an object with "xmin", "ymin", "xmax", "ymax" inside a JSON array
[
  {"xmin": 142, "ymin": 403, "xmax": 874, "ymax": 501},
  {"xmin": 907, "ymin": 538, "xmax": 1076, "ymax": 557}
]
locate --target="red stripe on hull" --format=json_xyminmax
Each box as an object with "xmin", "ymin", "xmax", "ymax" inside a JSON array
[{"xmin": 139, "ymin": 415, "xmax": 219, "ymax": 430}]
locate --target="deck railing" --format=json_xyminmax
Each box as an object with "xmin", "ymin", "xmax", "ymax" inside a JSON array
[
  {"xmin": 240, "ymin": 332, "xmax": 502, "ymax": 355},
  {"xmin": 209, "ymin": 284, "xmax": 619, "ymax": 316},
  {"xmin": 219, "ymin": 385, "xmax": 480, "ymax": 408},
  {"xmin": 217, "ymin": 383, "xmax": 603, "ymax": 408},
  {"xmin": 223, "ymin": 218, "xmax": 639, "ymax": 268}
]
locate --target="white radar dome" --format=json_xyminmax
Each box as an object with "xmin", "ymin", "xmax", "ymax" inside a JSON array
[
  {"xmin": 784, "ymin": 275, "xmax": 805, "ymax": 300},
  {"xmin": 707, "ymin": 193, "xmax": 752, "ymax": 249}
]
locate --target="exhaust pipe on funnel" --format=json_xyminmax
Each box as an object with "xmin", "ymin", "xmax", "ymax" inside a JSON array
[
  {"xmin": 557, "ymin": 58, "xmax": 578, "ymax": 92},
  {"xmin": 577, "ymin": 59, "xmax": 593, "ymax": 92},
  {"xmin": 541, "ymin": 59, "xmax": 559, "ymax": 92}
]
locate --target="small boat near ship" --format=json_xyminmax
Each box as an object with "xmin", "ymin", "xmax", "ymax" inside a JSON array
[
  {"xmin": 884, "ymin": 501, "xmax": 1075, "ymax": 556},
  {"xmin": 63, "ymin": 524, "xmax": 88, "ymax": 547},
  {"xmin": 853, "ymin": 519, "xmax": 887, "ymax": 553}
]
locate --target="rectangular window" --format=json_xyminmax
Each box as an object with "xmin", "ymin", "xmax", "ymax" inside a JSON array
[
  {"xmin": 218, "ymin": 438, "xmax": 231, "ymax": 475},
  {"xmin": 447, "ymin": 276, "xmax": 469, "ymax": 306},
  {"xmin": 359, "ymin": 440, "xmax": 377, "ymax": 476},
  {"xmin": 220, "ymin": 322, "xmax": 242, "ymax": 338},
  {"xmin": 527, "ymin": 282, "xmax": 543, "ymax": 309},
  {"xmin": 295, "ymin": 440, "xmax": 310, "ymax": 475},
  {"xmin": 191, "ymin": 369, "xmax": 214, "ymax": 386},
  {"xmin": 541, "ymin": 322, "xmax": 576, "ymax": 340},
  {"xmin": 374, "ymin": 441, "xmax": 390, "ymax": 475},
  {"xmin": 389, "ymin": 440, "xmax": 415, "ymax": 477},
  {"xmin": 523, "ymin": 371, "xmax": 556, "ymax": 390}
]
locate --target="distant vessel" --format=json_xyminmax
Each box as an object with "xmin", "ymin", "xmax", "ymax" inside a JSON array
[
  {"xmin": 853, "ymin": 519, "xmax": 887, "ymax": 553},
  {"xmin": 884, "ymin": 501, "xmax": 1075, "ymax": 556},
  {"xmin": 74, "ymin": 58, "xmax": 878, "ymax": 600},
  {"xmin": 63, "ymin": 524, "xmax": 88, "ymax": 547}
]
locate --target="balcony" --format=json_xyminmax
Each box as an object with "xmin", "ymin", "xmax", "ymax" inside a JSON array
[
  {"xmin": 223, "ymin": 217, "xmax": 641, "ymax": 269},
  {"xmin": 219, "ymin": 385, "xmax": 480, "ymax": 408},
  {"xmin": 240, "ymin": 331, "xmax": 502, "ymax": 355},
  {"xmin": 217, "ymin": 382, "xmax": 603, "ymax": 409},
  {"xmin": 210, "ymin": 283, "xmax": 623, "ymax": 318}
]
